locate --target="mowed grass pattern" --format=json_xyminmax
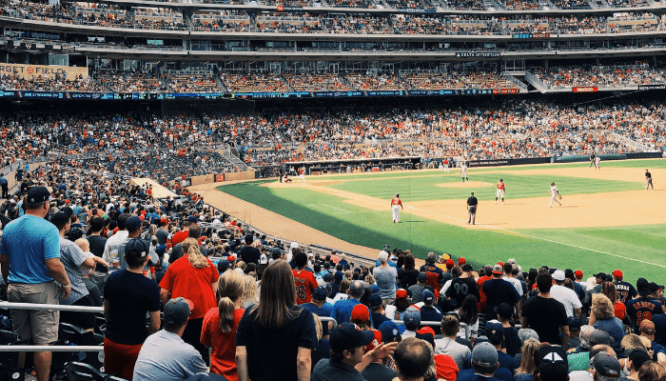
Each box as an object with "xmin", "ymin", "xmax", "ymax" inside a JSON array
[{"xmin": 220, "ymin": 159, "xmax": 666, "ymax": 283}]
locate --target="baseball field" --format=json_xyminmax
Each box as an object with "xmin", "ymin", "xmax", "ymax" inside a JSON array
[{"xmin": 193, "ymin": 159, "xmax": 666, "ymax": 284}]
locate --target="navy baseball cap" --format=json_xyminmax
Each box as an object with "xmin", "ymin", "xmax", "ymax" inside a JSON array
[
  {"xmin": 417, "ymin": 272, "xmax": 428, "ymax": 282},
  {"xmin": 125, "ymin": 238, "xmax": 150, "ymax": 262},
  {"xmin": 369, "ymin": 293, "xmax": 383, "ymax": 308},
  {"xmin": 27, "ymin": 186, "xmax": 51, "ymax": 203},
  {"xmin": 378, "ymin": 321, "xmax": 405, "ymax": 342},
  {"xmin": 164, "ymin": 297, "xmax": 193, "ymax": 325},
  {"xmin": 126, "ymin": 216, "xmax": 142, "ymax": 232},
  {"xmin": 330, "ymin": 323, "xmax": 375, "ymax": 353},
  {"xmin": 403, "ymin": 306, "xmax": 421, "ymax": 326},
  {"xmin": 371, "ymin": 284, "xmax": 380, "ymax": 294},
  {"xmin": 323, "ymin": 273, "xmax": 332, "ymax": 282},
  {"xmin": 334, "ymin": 271, "xmax": 344, "ymax": 281},
  {"xmin": 312, "ymin": 286, "xmax": 328, "ymax": 301},
  {"xmin": 422, "ymin": 289, "xmax": 434, "ymax": 303}
]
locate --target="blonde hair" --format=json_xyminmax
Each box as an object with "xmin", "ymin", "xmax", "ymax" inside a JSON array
[
  {"xmin": 621, "ymin": 334, "xmax": 647, "ymax": 352},
  {"xmin": 364, "ymin": 274, "xmax": 376, "ymax": 285},
  {"xmin": 241, "ymin": 275, "xmax": 259, "ymax": 308},
  {"xmin": 217, "ymin": 270, "xmax": 245, "ymax": 333},
  {"xmin": 516, "ymin": 338, "xmax": 541, "ymax": 375},
  {"xmin": 313, "ymin": 314, "xmax": 323, "ymax": 340},
  {"xmin": 183, "ymin": 238, "xmax": 208, "ymax": 269},
  {"xmin": 75, "ymin": 238, "xmax": 90, "ymax": 252},
  {"xmin": 591, "ymin": 293, "xmax": 615, "ymax": 321}
]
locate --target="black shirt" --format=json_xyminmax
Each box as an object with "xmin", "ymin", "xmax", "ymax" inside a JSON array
[
  {"xmin": 362, "ymin": 362, "xmax": 398, "ymax": 381},
  {"xmin": 646, "ymin": 171, "xmax": 652, "ymax": 179},
  {"xmin": 397, "ymin": 269, "xmax": 419, "ymax": 289},
  {"xmin": 104, "ymin": 270, "xmax": 161, "ymax": 345},
  {"xmin": 483, "ymin": 278, "xmax": 520, "ymax": 317},
  {"xmin": 86, "ymin": 235, "xmax": 108, "ymax": 273},
  {"xmin": 521, "ymin": 296, "xmax": 568, "ymax": 345},
  {"xmin": 446, "ymin": 277, "xmax": 480, "ymax": 308},
  {"xmin": 239, "ymin": 245, "xmax": 261, "ymax": 265},
  {"xmin": 467, "ymin": 196, "xmax": 478, "ymax": 207}
]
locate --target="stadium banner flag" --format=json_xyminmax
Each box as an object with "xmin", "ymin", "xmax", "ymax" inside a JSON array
[
  {"xmin": 572, "ymin": 87, "xmax": 598, "ymax": 93},
  {"xmin": 0, "ymin": 63, "xmax": 88, "ymax": 80},
  {"xmin": 216, "ymin": 174, "xmax": 225, "ymax": 182}
]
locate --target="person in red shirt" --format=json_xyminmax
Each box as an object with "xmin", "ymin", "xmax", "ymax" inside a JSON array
[
  {"xmin": 293, "ymin": 251, "xmax": 317, "ymax": 305},
  {"xmin": 159, "ymin": 238, "xmax": 220, "ymax": 364},
  {"xmin": 495, "ymin": 179, "xmax": 505, "ymax": 205},
  {"xmin": 391, "ymin": 194, "xmax": 404, "ymax": 223}
]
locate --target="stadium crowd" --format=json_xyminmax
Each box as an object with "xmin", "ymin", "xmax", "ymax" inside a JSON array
[{"xmin": 1, "ymin": 170, "xmax": 666, "ymax": 381}]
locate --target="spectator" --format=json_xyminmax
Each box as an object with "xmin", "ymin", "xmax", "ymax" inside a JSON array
[
  {"xmin": 589, "ymin": 293, "xmax": 625, "ymax": 357},
  {"xmin": 627, "ymin": 278, "xmax": 664, "ymax": 334},
  {"xmin": 434, "ymin": 314, "xmax": 472, "ymax": 371},
  {"xmin": 169, "ymin": 224, "xmax": 203, "ymax": 264},
  {"xmin": 331, "ymin": 280, "xmax": 372, "ymax": 325},
  {"xmin": 420, "ymin": 252, "xmax": 444, "ymax": 298},
  {"xmin": 293, "ymin": 251, "xmax": 317, "ymax": 305},
  {"xmin": 160, "ymin": 237, "xmax": 220, "ymax": 364},
  {"xmin": 374, "ymin": 250, "xmax": 398, "ymax": 301},
  {"xmin": 535, "ymin": 345, "xmax": 569, "ymax": 381},
  {"xmin": 421, "ymin": 289, "xmax": 443, "ymax": 323},
  {"xmin": 369, "ymin": 293, "xmax": 391, "ymax": 329},
  {"xmin": 496, "ymin": 303, "xmax": 520, "ymax": 356},
  {"xmin": 402, "ymin": 306, "xmax": 422, "ymax": 338},
  {"xmin": 446, "ymin": 264, "xmax": 480, "ymax": 310},
  {"xmin": 567, "ymin": 317, "xmax": 583, "ymax": 351},
  {"xmin": 392, "ymin": 337, "xmax": 433, "ymax": 381},
  {"xmin": 601, "ymin": 282, "xmax": 626, "ymax": 321},
  {"xmin": 551, "ymin": 270, "xmax": 583, "ymax": 318},
  {"xmin": 485, "ymin": 320, "xmax": 519, "ymax": 375},
  {"xmin": 409, "ymin": 273, "xmax": 428, "ymax": 304},
  {"xmin": 591, "ymin": 352, "xmax": 623, "ymax": 380},
  {"xmin": 239, "ymin": 233, "xmax": 261, "ymax": 265},
  {"xmin": 361, "ymin": 329, "xmax": 398, "ymax": 381},
  {"xmin": 637, "ymin": 361, "xmax": 666, "ymax": 381},
  {"xmin": 236, "ymin": 260, "xmax": 318, "ymax": 381},
  {"xmin": 0, "ymin": 186, "xmax": 70, "ymax": 381},
  {"xmin": 627, "ymin": 350, "xmax": 652, "ymax": 380},
  {"xmin": 302, "ymin": 286, "xmax": 334, "ymax": 338},
  {"xmin": 483, "ymin": 264, "xmax": 521, "ymax": 319},
  {"xmin": 101, "ymin": 213, "xmax": 131, "ymax": 273},
  {"xmin": 397, "ymin": 253, "xmax": 419, "ymax": 289},
  {"xmin": 521, "ymin": 272, "xmax": 569, "ymax": 347},
  {"xmin": 457, "ymin": 342, "xmax": 501, "ymax": 381},
  {"xmin": 612, "ymin": 269, "xmax": 637, "ymax": 305},
  {"xmin": 638, "ymin": 320, "xmax": 666, "ymax": 363},
  {"xmin": 515, "ymin": 338, "xmax": 540, "ymax": 381},
  {"xmin": 201, "ymin": 269, "xmax": 245, "ymax": 381},
  {"xmin": 133, "ymin": 297, "xmax": 209, "ymax": 381},
  {"xmin": 103, "ymin": 238, "xmax": 161, "ymax": 379}
]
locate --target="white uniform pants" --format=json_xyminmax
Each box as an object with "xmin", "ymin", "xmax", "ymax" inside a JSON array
[{"xmin": 392, "ymin": 205, "xmax": 401, "ymax": 222}]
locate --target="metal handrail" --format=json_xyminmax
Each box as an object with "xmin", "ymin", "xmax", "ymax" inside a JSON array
[{"xmin": 0, "ymin": 302, "xmax": 103, "ymax": 313}]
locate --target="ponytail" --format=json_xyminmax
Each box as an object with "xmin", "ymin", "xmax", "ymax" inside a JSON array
[{"xmin": 218, "ymin": 297, "xmax": 235, "ymax": 333}]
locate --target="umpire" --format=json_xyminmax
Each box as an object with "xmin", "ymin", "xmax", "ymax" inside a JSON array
[{"xmin": 467, "ymin": 192, "xmax": 478, "ymax": 225}]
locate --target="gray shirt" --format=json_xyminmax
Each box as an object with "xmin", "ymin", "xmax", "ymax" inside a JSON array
[
  {"xmin": 373, "ymin": 266, "xmax": 398, "ymax": 300},
  {"xmin": 133, "ymin": 330, "xmax": 208, "ymax": 381},
  {"xmin": 155, "ymin": 228, "xmax": 169, "ymax": 246},
  {"xmin": 434, "ymin": 337, "xmax": 472, "ymax": 371},
  {"xmin": 58, "ymin": 237, "xmax": 91, "ymax": 305}
]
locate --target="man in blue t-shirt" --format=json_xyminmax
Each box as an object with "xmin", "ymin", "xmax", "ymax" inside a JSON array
[
  {"xmin": 302, "ymin": 286, "xmax": 334, "ymax": 338},
  {"xmin": 331, "ymin": 280, "xmax": 373, "ymax": 326},
  {"xmin": 627, "ymin": 278, "xmax": 664, "ymax": 333},
  {"xmin": 613, "ymin": 269, "xmax": 637, "ymax": 304},
  {"xmin": 0, "ymin": 187, "xmax": 71, "ymax": 381}
]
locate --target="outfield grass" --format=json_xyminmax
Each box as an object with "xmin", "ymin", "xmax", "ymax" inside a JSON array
[{"xmin": 220, "ymin": 159, "xmax": 666, "ymax": 283}]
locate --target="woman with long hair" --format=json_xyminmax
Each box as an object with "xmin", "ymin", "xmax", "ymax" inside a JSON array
[
  {"xmin": 515, "ymin": 338, "xmax": 542, "ymax": 380},
  {"xmin": 236, "ymin": 260, "xmax": 318, "ymax": 381},
  {"xmin": 601, "ymin": 281, "xmax": 627, "ymax": 321},
  {"xmin": 397, "ymin": 253, "xmax": 419, "ymax": 289},
  {"xmin": 240, "ymin": 275, "xmax": 259, "ymax": 309},
  {"xmin": 159, "ymin": 237, "xmax": 220, "ymax": 364},
  {"xmin": 201, "ymin": 270, "xmax": 245, "ymax": 381},
  {"xmin": 455, "ymin": 294, "xmax": 479, "ymax": 342},
  {"xmin": 590, "ymin": 293, "xmax": 626, "ymax": 357}
]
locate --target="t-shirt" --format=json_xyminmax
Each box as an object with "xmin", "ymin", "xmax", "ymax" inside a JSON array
[
  {"xmin": 239, "ymin": 245, "xmax": 261, "ymax": 265},
  {"xmin": 133, "ymin": 329, "xmax": 208, "ymax": 381},
  {"xmin": 593, "ymin": 318, "xmax": 625, "ymax": 357},
  {"xmin": 397, "ymin": 269, "xmax": 419, "ymax": 289},
  {"xmin": 568, "ymin": 351, "xmax": 590, "ymax": 372},
  {"xmin": 455, "ymin": 369, "xmax": 505, "ymax": 381},
  {"xmin": 104, "ymin": 269, "xmax": 161, "ymax": 345},
  {"xmin": 170, "ymin": 230, "xmax": 189, "ymax": 247},
  {"xmin": 0, "ymin": 214, "xmax": 60, "ymax": 284},
  {"xmin": 159, "ymin": 256, "xmax": 220, "ymax": 320},
  {"xmin": 236, "ymin": 305, "xmax": 317, "ymax": 381},
  {"xmin": 521, "ymin": 296, "xmax": 568, "ymax": 345},
  {"xmin": 155, "ymin": 228, "xmax": 169, "ymax": 246},
  {"xmin": 59, "ymin": 237, "xmax": 91, "ymax": 305},
  {"xmin": 301, "ymin": 302, "xmax": 334, "ymax": 337},
  {"xmin": 483, "ymin": 278, "xmax": 520, "ymax": 317},
  {"xmin": 626, "ymin": 297, "xmax": 664, "ymax": 333},
  {"xmin": 362, "ymin": 362, "xmax": 398, "ymax": 381},
  {"xmin": 86, "ymin": 235, "xmax": 108, "ymax": 273},
  {"xmin": 434, "ymin": 337, "xmax": 471, "ymax": 371},
  {"xmin": 293, "ymin": 269, "xmax": 318, "ymax": 305},
  {"xmin": 498, "ymin": 350, "xmax": 519, "ymax": 375},
  {"xmin": 371, "ymin": 312, "xmax": 391, "ymax": 329},
  {"xmin": 421, "ymin": 305, "xmax": 443, "ymax": 323},
  {"xmin": 373, "ymin": 266, "xmax": 398, "ymax": 300},
  {"xmin": 446, "ymin": 277, "xmax": 480, "ymax": 308},
  {"xmin": 550, "ymin": 285, "xmax": 583, "ymax": 318},
  {"xmin": 614, "ymin": 281, "xmax": 637, "ymax": 303},
  {"xmin": 201, "ymin": 307, "xmax": 244, "ymax": 381}
]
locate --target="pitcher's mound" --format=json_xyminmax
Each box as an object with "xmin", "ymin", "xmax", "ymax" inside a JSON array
[{"xmin": 436, "ymin": 181, "xmax": 492, "ymax": 188}]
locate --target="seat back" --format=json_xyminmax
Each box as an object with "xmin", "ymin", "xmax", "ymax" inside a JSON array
[
  {"xmin": 0, "ymin": 329, "xmax": 27, "ymax": 381},
  {"xmin": 66, "ymin": 362, "xmax": 105, "ymax": 381}
]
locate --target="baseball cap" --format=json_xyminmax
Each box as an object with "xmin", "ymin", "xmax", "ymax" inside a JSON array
[
  {"xmin": 330, "ymin": 322, "xmax": 375, "ymax": 353},
  {"xmin": 552, "ymin": 270, "xmax": 565, "ymax": 281},
  {"xmin": 439, "ymin": 253, "xmax": 451, "ymax": 261},
  {"xmin": 472, "ymin": 342, "xmax": 498, "ymax": 368},
  {"xmin": 568, "ymin": 317, "xmax": 582, "ymax": 330},
  {"xmin": 589, "ymin": 329, "xmax": 614, "ymax": 346},
  {"xmin": 370, "ymin": 284, "xmax": 380, "ymax": 294},
  {"xmin": 126, "ymin": 216, "xmax": 142, "ymax": 232},
  {"xmin": 227, "ymin": 255, "xmax": 236, "ymax": 262},
  {"xmin": 416, "ymin": 327, "xmax": 436, "ymax": 347},
  {"xmin": 377, "ymin": 251, "xmax": 389, "ymax": 262},
  {"xmin": 290, "ymin": 241, "xmax": 299, "ymax": 249},
  {"xmin": 593, "ymin": 352, "xmax": 621, "ymax": 378},
  {"xmin": 496, "ymin": 303, "xmax": 513, "ymax": 319},
  {"xmin": 492, "ymin": 264, "xmax": 503, "ymax": 275},
  {"xmin": 422, "ymin": 289, "xmax": 434, "ymax": 304},
  {"xmin": 593, "ymin": 272, "xmax": 606, "ymax": 279},
  {"xmin": 518, "ymin": 328, "xmax": 540, "ymax": 342},
  {"xmin": 323, "ymin": 273, "xmax": 332, "ymax": 282},
  {"xmin": 639, "ymin": 320, "xmax": 656, "ymax": 335},
  {"xmin": 612, "ymin": 269, "xmax": 623, "ymax": 279},
  {"xmin": 155, "ymin": 244, "xmax": 167, "ymax": 256},
  {"xmin": 351, "ymin": 304, "xmax": 370, "ymax": 323},
  {"xmin": 334, "ymin": 271, "xmax": 344, "ymax": 281},
  {"xmin": 396, "ymin": 289, "xmax": 408, "ymax": 300},
  {"xmin": 629, "ymin": 350, "xmax": 652, "ymax": 371},
  {"xmin": 417, "ymin": 272, "xmax": 428, "ymax": 282},
  {"xmin": 259, "ymin": 254, "xmax": 268, "ymax": 265},
  {"xmin": 217, "ymin": 259, "xmax": 230, "ymax": 273},
  {"xmin": 458, "ymin": 257, "xmax": 466, "ymax": 265},
  {"xmin": 537, "ymin": 345, "xmax": 568, "ymax": 381},
  {"xmin": 485, "ymin": 320, "xmax": 504, "ymax": 344},
  {"xmin": 125, "ymin": 238, "xmax": 150, "ymax": 262},
  {"xmin": 312, "ymin": 286, "xmax": 328, "ymax": 301},
  {"xmin": 365, "ymin": 329, "xmax": 382, "ymax": 352},
  {"xmin": 369, "ymin": 293, "xmax": 383, "ymax": 308},
  {"xmin": 446, "ymin": 259, "xmax": 455, "ymax": 267},
  {"xmin": 164, "ymin": 297, "xmax": 193, "ymax": 325},
  {"xmin": 637, "ymin": 277, "xmax": 651, "ymax": 296},
  {"xmin": 378, "ymin": 321, "xmax": 405, "ymax": 343},
  {"xmin": 187, "ymin": 215, "xmax": 198, "ymax": 223},
  {"xmin": 574, "ymin": 270, "xmax": 584, "ymax": 278},
  {"xmin": 427, "ymin": 252, "xmax": 436, "ymax": 263},
  {"xmin": 27, "ymin": 186, "xmax": 51, "ymax": 203},
  {"xmin": 50, "ymin": 211, "xmax": 70, "ymax": 225},
  {"xmin": 403, "ymin": 306, "xmax": 421, "ymax": 326}
]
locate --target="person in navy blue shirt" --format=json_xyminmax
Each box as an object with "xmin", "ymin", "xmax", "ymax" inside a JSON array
[
  {"xmin": 369, "ymin": 294, "xmax": 390, "ymax": 329},
  {"xmin": 420, "ymin": 289, "xmax": 443, "ymax": 323},
  {"xmin": 627, "ymin": 278, "xmax": 664, "ymax": 333},
  {"xmin": 486, "ymin": 320, "xmax": 519, "ymax": 375},
  {"xmin": 302, "ymin": 286, "xmax": 334, "ymax": 338}
]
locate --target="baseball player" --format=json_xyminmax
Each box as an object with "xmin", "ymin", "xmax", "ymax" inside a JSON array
[
  {"xmin": 442, "ymin": 158, "xmax": 450, "ymax": 173},
  {"xmin": 594, "ymin": 155, "xmax": 601, "ymax": 171},
  {"xmin": 495, "ymin": 179, "xmax": 505, "ymax": 205},
  {"xmin": 466, "ymin": 192, "xmax": 478, "ymax": 225},
  {"xmin": 461, "ymin": 162, "xmax": 468, "ymax": 182},
  {"xmin": 391, "ymin": 194, "xmax": 404, "ymax": 223},
  {"xmin": 646, "ymin": 169, "xmax": 654, "ymax": 190},
  {"xmin": 547, "ymin": 182, "xmax": 563, "ymax": 207},
  {"xmin": 298, "ymin": 167, "xmax": 307, "ymax": 183},
  {"xmin": 589, "ymin": 154, "xmax": 595, "ymax": 168}
]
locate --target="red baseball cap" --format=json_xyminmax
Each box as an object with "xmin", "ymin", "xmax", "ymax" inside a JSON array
[
  {"xmin": 574, "ymin": 270, "xmax": 583, "ymax": 278},
  {"xmin": 446, "ymin": 259, "xmax": 455, "ymax": 267},
  {"xmin": 612, "ymin": 270, "xmax": 623, "ymax": 279},
  {"xmin": 351, "ymin": 304, "xmax": 370, "ymax": 322},
  {"xmin": 227, "ymin": 255, "xmax": 236, "ymax": 261},
  {"xmin": 458, "ymin": 258, "xmax": 466, "ymax": 265},
  {"xmin": 396, "ymin": 289, "xmax": 408, "ymax": 300},
  {"xmin": 497, "ymin": 262, "xmax": 504, "ymax": 266},
  {"xmin": 366, "ymin": 329, "xmax": 382, "ymax": 351},
  {"xmin": 417, "ymin": 326, "xmax": 436, "ymax": 337}
]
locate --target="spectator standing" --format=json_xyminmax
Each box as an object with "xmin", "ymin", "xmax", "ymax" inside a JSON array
[
  {"xmin": 201, "ymin": 269, "xmax": 245, "ymax": 381},
  {"xmin": 374, "ymin": 251, "xmax": 398, "ymax": 301},
  {"xmin": 521, "ymin": 272, "xmax": 569, "ymax": 347},
  {"xmin": 103, "ymin": 238, "xmax": 161, "ymax": 379},
  {"xmin": 133, "ymin": 297, "xmax": 209, "ymax": 381},
  {"xmin": 434, "ymin": 314, "xmax": 472, "ymax": 371},
  {"xmin": 239, "ymin": 233, "xmax": 261, "ymax": 265},
  {"xmin": 613, "ymin": 270, "xmax": 637, "ymax": 304},
  {"xmin": 589, "ymin": 293, "xmax": 625, "ymax": 357},
  {"xmin": 551, "ymin": 270, "xmax": 583, "ymax": 318},
  {"xmin": 293, "ymin": 251, "xmax": 318, "ymax": 305},
  {"xmin": 160, "ymin": 237, "xmax": 220, "ymax": 364},
  {"xmin": 169, "ymin": 224, "xmax": 203, "ymax": 264},
  {"xmin": 0, "ymin": 187, "xmax": 70, "ymax": 381},
  {"xmin": 446, "ymin": 264, "xmax": 480, "ymax": 309},
  {"xmin": 627, "ymin": 278, "xmax": 664, "ymax": 333},
  {"xmin": 397, "ymin": 253, "xmax": 419, "ymax": 289},
  {"xmin": 155, "ymin": 218, "xmax": 169, "ymax": 245},
  {"xmin": 102, "ymin": 213, "xmax": 131, "ymax": 273},
  {"xmin": 409, "ymin": 273, "xmax": 428, "ymax": 304},
  {"xmin": 483, "ymin": 264, "xmax": 521, "ymax": 318},
  {"xmin": 485, "ymin": 320, "xmax": 519, "ymax": 375},
  {"xmin": 0, "ymin": 173, "xmax": 8, "ymax": 199},
  {"xmin": 421, "ymin": 289, "xmax": 443, "ymax": 323},
  {"xmin": 236, "ymin": 260, "xmax": 318, "ymax": 381}
]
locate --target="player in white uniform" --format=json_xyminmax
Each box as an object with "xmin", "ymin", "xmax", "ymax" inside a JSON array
[
  {"xmin": 391, "ymin": 194, "xmax": 404, "ymax": 223},
  {"xmin": 495, "ymin": 179, "xmax": 505, "ymax": 205},
  {"xmin": 461, "ymin": 163, "xmax": 468, "ymax": 182},
  {"xmin": 547, "ymin": 182, "xmax": 563, "ymax": 207},
  {"xmin": 595, "ymin": 156, "xmax": 601, "ymax": 171},
  {"xmin": 297, "ymin": 167, "xmax": 307, "ymax": 182},
  {"xmin": 442, "ymin": 159, "xmax": 450, "ymax": 173}
]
